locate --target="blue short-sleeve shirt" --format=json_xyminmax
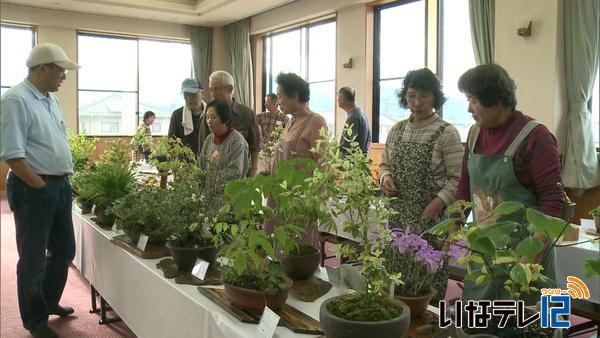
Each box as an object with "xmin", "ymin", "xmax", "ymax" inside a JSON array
[{"xmin": 1, "ymin": 79, "xmax": 73, "ymax": 174}]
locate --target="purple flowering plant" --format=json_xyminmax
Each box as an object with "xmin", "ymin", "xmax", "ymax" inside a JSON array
[{"xmin": 388, "ymin": 226, "xmax": 466, "ymax": 297}]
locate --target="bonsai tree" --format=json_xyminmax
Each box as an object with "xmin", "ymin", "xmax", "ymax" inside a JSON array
[
  {"xmin": 148, "ymin": 137, "xmax": 195, "ymax": 177},
  {"xmin": 67, "ymin": 129, "xmax": 97, "ymax": 173},
  {"xmin": 317, "ymin": 128, "xmax": 404, "ymax": 320},
  {"xmin": 429, "ymin": 200, "xmax": 569, "ymax": 336}
]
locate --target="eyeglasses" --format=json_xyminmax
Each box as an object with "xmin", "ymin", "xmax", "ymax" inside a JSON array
[
  {"xmin": 209, "ymin": 86, "xmax": 224, "ymax": 93},
  {"xmin": 46, "ymin": 63, "xmax": 68, "ymax": 75}
]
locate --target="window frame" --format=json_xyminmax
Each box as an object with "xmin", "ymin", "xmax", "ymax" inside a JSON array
[
  {"xmin": 76, "ymin": 31, "xmax": 191, "ymax": 136},
  {"xmin": 0, "ymin": 23, "xmax": 37, "ymax": 92},
  {"xmin": 372, "ymin": 0, "xmax": 429, "ymax": 143},
  {"xmin": 261, "ymin": 18, "xmax": 337, "ymax": 129}
]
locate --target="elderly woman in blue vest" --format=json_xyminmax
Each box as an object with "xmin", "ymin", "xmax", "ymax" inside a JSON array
[
  {"xmin": 379, "ymin": 68, "xmax": 464, "ymax": 302},
  {"xmin": 199, "ymin": 100, "xmax": 249, "ymax": 192}
]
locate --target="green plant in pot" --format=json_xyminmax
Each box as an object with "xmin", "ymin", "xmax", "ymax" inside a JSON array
[
  {"xmin": 161, "ymin": 166, "xmax": 221, "ymax": 272},
  {"xmin": 71, "ymin": 171, "xmax": 94, "ymax": 214},
  {"xmin": 82, "ymin": 163, "xmax": 136, "ymax": 229},
  {"xmin": 268, "ymin": 156, "xmax": 336, "ymax": 280},
  {"xmin": 429, "ymin": 200, "xmax": 569, "ymax": 337},
  {"xmin": 317, "ymin": 129, "xmax": 410, "ymax": 338},
  {"xmin": 67, "ymin": 128, "xmax": 97, "ymax": 173},
  {"xmin": 107, "ymin": 187, "xmax": 171, "ymax": 244},
  {"xmin": 148, "ymin": 137, "xmax": 195, "ymax": 177},
  {"xmin": 589, "ymin": 205, "xmax": 600, "ymax": 233},
  {"xmin": 214, "ymin": 174, "xmax": 304, "ymax": 311}
]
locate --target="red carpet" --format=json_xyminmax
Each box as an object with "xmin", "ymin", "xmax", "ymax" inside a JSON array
[{"xmin": 0, "ymin": 196, "xmax": 136, "ymax": 338}]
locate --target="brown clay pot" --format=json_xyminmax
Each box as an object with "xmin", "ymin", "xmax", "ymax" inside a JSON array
[
  {"xmin": 280, "ymin": 245, "xmax": 320, "ymax": 280},
  {"xmin": 394, "ymin": 288, "xmax": 437, "ymax": 319},
  {"xmin": 222, "ymin": 281, "xmax": 289, "ymax": 311},
  {"xmin": 93, "ymin": 206, "xmax": 115, "ymax": 229},
  {"xmin": 319, "ymin": 296, "xmax": 411, "ymax": 338}
]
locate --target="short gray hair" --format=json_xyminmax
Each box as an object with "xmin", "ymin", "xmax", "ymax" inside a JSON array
[{"xmin": 209, "ymin": 70, "xmax": 235, "ymax": 89}]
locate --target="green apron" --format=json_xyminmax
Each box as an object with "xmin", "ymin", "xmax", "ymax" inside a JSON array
[
  {"xmin": 386, "ymin": 120, "xmax": 450, "ymax": 302},
  {"xmin": 464, "ymin": 120, "xmax": 555, "ymax": 301}
]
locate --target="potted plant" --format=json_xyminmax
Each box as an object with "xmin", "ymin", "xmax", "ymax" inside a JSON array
[
  {"xmin": 429, "ymin": 200, "xmax": 569, "ymax": 337},
  {"xmin": 71, "ymin": 171, "xmax": 94, "ymax": 214},
  {"xmin": 385, "ymin": 227, "xmax": 467, "ymax": 319},
  {"xmin": 67, "ymin": 128, "xmax": 97, "ymax": 173},
  {"xmin": 162, "ymin": 166, "xmax": 220, "ymax": 272},
  {"xmin": 269, "ymin": 157, "xmax": 335, "ymax": 280},
  {"xmin": 82, "ymin": 163, "xmax": 136, "ymax": 229},
  {"xmin": 589, "ymin": 206, "xmax": 600, "ymax": 232},
  {"xmin": 148, "ymin": 137, "xmax": 195, "ymax": 177},
  {"xmin": 107, "ymin": 187, "xmax": 171, "ymax": 244},
  {"xmin": 317, "ymin": 129, "xmax": 410, "ymax": 338},
  {"xmin": 214, "ymin": 175, "xmax": 304, "ymax": 311},
  {"xmin": 131, "ymin": 125, "xmax": 152, "ymax": 161}
]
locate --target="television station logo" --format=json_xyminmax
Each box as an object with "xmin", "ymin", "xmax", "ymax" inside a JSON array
[{"xmin": 438, "ymin": 275, "xmax": 591, "ymax": 330}]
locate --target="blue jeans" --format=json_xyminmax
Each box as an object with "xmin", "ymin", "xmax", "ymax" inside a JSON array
[{"xmin": 6, "ymin": 173, "xmax": 75, "ymax": 331}]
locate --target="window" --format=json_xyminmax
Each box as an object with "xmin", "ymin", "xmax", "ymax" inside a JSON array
[
  {"xmin": 440, "ymin": 0, "xmax": 476, "ymax": 142},
  {"xmin": 1, "ymin": 24, "xmax": 35, "ymax": 96},
  {"xmin": 101, "ymin": 121, "xmax": 120, "ymax": 133},
  {"xmin": 264, "ymin": 20, "xmax": 336, "ymax": 132},
  {"xmin": 151, "ymin": 122, "xmax": 162, "ymax": 134},
  {"xmin": 373, "ymin": 0, "xmax": 426, "ymax": 143},
  {"xmin": 78, "ymin": 33, "xmax": 192, "ymax": 136}
]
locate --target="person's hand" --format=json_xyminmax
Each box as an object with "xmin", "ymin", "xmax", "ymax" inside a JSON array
[
  {"xmin": 381, "ymin": 175, "xmax": 398, "ymax": 197},
  {"xmin": 422, "ymin": 197, "xmax": 446, "ymax": 220}
]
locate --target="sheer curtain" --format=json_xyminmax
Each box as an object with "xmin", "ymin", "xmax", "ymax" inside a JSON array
[{"xmin": 561, "ymin": 0, "xmax": 600, "ymax": 190}]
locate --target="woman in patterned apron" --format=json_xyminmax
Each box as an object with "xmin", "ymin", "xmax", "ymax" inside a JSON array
[
  {"xmin": 380, "ymin": 68, "xmax": 464, "ymax": 303},
  {"xmin": 264, "ymin": 72, "xmax": 328, "ymax": 234},
  {"xmin": 455, "ymin": 64, "xmax": 564, "ymax": 301}
]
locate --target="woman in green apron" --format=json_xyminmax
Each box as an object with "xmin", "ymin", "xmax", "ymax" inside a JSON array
[
  {"xmin": 380, "ymin": 68, "xmax": 464, "ymax": 302},
  {"xmin": 455, "ymin": 64, "xmax": 564, "ymax": 301}
]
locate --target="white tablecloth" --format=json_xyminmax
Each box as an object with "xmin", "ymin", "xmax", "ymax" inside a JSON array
[
  {"xmin": 554, "ymin": 227, "xmax": 600, "ymax": 304},
  {"xmin": 72, "ymin": 207, "xmax": 438, "ymax": 338}
]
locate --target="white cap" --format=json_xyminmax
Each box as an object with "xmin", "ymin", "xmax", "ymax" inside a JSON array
[{"xmin": 26, "ymin": 43, "xmax": 80, "ymax": 70}]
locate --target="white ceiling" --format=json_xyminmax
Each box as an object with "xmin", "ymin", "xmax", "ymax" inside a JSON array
[{"xmin": 0, "ymin": 0, "xmax": 295, "ymax": 26}]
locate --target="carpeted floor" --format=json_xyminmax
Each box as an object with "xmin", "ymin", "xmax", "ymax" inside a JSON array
[{"xmin": 0, "ymin": 196, "xmax": 136, "ymax": 338}]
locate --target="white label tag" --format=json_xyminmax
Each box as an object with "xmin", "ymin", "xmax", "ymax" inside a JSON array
[
  {"xmin": 111, "ymin": 222, "xmax": 118, "ymax": 232},
  {"xmin": 191, "ymin": 259, "xmax": 210, "ymax": 280},
  {"xmin": 136, "ymin": 233, "xmax": 149, "ymax": 251},
  {"xmin": 389, "ymin": 282, "xmax": 395, "ymax": 301},
  {"xmin": 257, "ymin": 306, "xmax": 280, "ymax": 338}
]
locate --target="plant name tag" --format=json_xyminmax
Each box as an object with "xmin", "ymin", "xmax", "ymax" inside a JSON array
[
  {"xmin": 389, "ymin": 282, "xmax": 395, "ymax": 301},
  {"xmin": 111, "ymin": 222, "xmax": 118, "ymax": 233},
  {"xmin": 257, "ymin": 306, "xmax": 280, "ymax": 338},
  {"xmin": 191, "ymin": 259, "xmax": 210, "ymax": 280},
  {"xmin": 136, "ymin": 233, "xmax": 149, "ymax": 251}
]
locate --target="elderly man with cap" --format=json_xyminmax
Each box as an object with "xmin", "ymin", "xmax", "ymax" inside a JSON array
[
  {"xmin": 168, "ymin": 78, "xmax": 207, "ymax": 155},
  {"xmin": 1, "ymin": 42, "xmax": 79, "ymax": 338},
  {"xmin": 337, "ymin": 86, "xmax": 371, "ymax": 157},
  {"xmin": 200, "ymin": 70, "xmax": 261, "ymax": 176}
]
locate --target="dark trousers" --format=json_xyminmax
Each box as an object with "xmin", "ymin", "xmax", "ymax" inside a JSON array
[{"xmin": 6, "ymin": 173, "xmax": 76, "ymax": 331}]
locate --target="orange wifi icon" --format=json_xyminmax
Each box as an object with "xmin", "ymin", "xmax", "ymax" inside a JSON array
[{"xmin": 566, "ymin": 276, "xmax": 590, "ymax": 299}]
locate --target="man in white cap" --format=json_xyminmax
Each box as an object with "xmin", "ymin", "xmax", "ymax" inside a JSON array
[
  {"xmin": 1, "ymin": 42, "xmax": 79, "ymax": 338},
  {"xmin": 168, "ymin": 78, "xmax": 206, "ymax": 156}
]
